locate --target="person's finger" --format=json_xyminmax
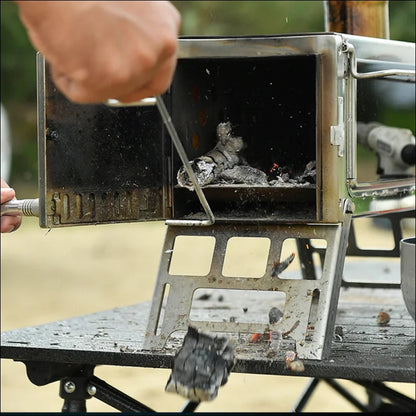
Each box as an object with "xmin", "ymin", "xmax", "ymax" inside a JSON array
[
  {"xmin": 1, "ymin": 214, "xmax": 22, "ymax": 233},
  {"xmin": 1, "ymin": 187, "xmax": 15, "ymax": 204},
  {"xmin": 115, "ymin": 55, "xmax": 178, "ymax": 104},
  {"xmin": 51, "ymin": 69, "xmax": 98, "ymax": 104}
]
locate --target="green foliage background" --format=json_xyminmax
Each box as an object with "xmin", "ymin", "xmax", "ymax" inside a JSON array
[{"xmin": 1, "ymin": 1, "xmax": 415, "ymax": 191}]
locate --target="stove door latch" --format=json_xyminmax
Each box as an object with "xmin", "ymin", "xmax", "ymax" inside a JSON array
[{"xmin": 330, "ymin": 96, "xmax": 344, "ymax": 157}]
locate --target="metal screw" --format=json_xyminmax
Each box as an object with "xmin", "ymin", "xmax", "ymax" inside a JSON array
[
  {"xmin": 64, "ymin": 381, "xmax": 76, "ymax": 394},
  {"xmin": 87, "ymin": 384, "xmax": 97, "ymax": 396}
]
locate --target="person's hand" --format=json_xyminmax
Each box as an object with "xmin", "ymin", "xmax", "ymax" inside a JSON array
[
  {"xmin": 1, "ymin": 178, "xmax": 22, "ymax": 233},
  {"xmin": 16, "ymin": 1, "xmax": 181, "ymax": 103}
]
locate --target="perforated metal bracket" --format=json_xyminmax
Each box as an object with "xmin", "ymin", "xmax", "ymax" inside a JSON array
[{"xmin": 143, "ymin": 200, "xmax": 353, "ymax": 360}]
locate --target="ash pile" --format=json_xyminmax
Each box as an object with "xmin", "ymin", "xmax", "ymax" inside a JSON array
[{"xmin": 177, "ymin": 122, "xmax": 316, "ymax": 190}]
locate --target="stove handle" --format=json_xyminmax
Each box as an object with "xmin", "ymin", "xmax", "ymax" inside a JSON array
[{"xmin": 343, "ymin": 42, "xmax": 416, "ymax": 80}]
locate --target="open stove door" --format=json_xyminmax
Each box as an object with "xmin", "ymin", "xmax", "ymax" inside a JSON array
[{"xmin": 37, "ymin": 55, "xmax": 171, "ymax": 228}]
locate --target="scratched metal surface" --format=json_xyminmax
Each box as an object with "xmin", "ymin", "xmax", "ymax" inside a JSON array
[{"xmin": 1, "ymin": 287, "xmax": 414, "ymax": 383}]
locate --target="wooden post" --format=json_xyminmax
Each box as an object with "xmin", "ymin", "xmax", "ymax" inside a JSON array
[{"xmin": 324, "ymin": 1, "xmax": 390, "ymax": 39}]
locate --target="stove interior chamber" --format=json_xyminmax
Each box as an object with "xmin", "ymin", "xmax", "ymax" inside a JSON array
[{"xmin": 169, "ymin": 55, "xmax": 318, "ymax": 222}]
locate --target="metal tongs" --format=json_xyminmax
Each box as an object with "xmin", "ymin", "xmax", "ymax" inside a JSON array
[{"xmin": 1, "ymin": 96, "xmax": 215, "ymax": 226}]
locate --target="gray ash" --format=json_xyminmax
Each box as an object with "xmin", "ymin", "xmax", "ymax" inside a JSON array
[
  {"xmin": 268, "ymin": 160, "xmax": 316, "ymax": 186},
  {"xmin": 177, "ymin": 122, "xmax": 316, "ymax": 190}
]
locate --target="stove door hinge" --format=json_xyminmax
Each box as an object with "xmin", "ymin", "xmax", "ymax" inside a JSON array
[
  {"xmin": 51, "ymin": 192, "xmax": 62, "ymax": 225},
  {"xmin": 330, "ymin": 96, "xmax": 344, "ymax": 157}
]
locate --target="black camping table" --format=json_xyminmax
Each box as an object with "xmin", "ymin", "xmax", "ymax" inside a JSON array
[{"xmin": 1, "ymin": 285, "xmax": 415, "ymax": 413}]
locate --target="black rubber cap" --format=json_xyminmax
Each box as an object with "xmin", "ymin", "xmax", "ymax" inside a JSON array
[{"xmin": 401, "ymin": 144, "xmax": 415, "ymax": 165}]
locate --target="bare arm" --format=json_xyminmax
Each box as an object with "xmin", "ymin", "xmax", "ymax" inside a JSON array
[{"xmin": 15, "ymin": 1, "xmax": 181, "ymax": 103}]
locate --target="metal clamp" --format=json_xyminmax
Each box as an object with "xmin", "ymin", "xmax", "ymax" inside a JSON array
[{"xmin": 106, "ymin": 97, "xmax": 215, "ymax": 227}]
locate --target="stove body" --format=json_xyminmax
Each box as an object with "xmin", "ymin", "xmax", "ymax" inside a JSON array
[
  {"xmin": 36, "ymin": 33, "xmax": 415, "ymax": 359},
  {"xmin": 37, "ymin": 33, "xmax": 414, "ymax": 228}
]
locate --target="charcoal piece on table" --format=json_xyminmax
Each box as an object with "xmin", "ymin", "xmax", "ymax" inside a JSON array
[
  {"xmin": 165, "ymin": 326, "xmax": 236, "ymax": 402},
  {"xmin": 269, "ymin": 306, "xmax": 283, "ymax": 325}
]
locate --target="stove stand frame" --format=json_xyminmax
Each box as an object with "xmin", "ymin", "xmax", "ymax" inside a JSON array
[{"xmin": 143, "ymin": 201, "xmax": 353, "ymax": 360}]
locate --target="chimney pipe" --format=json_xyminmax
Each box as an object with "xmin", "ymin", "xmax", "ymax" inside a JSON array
[{"xmin": 324, "ymin": 1, "xmax": 390, "ymax": 39}]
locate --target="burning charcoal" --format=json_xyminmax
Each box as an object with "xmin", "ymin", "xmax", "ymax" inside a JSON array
[
  {"xmin": 250, "ymin": 332, "xmax": 269, "ymax": 343},
  {"xmin": 165, "ymin": 326, "xmax": 235, "ymax": 402},
  {"xmin": 250, "ymin": 333, "xmax": 262, "ymax": 343},
  {"xmin": 377, "ymin": 311, "xmax": 390, "ymax": 325},
  {"xmin": 285, "ymin": 351, "xmax": 305, "ymax": 372},
  {"xmin": 269, "ymin": 307, "xmax": 283, "ymax": 325},
  {"xmin": 177, "ymin": 122, "xmax": 246, "ymax": 189},
  {"xmin": 285, "ymin": 350, "xmax": 297, "ymax": 366},
  {"xmin": 271, "ymin": 252, "xmax": 295, "ymax": 277},
  {"xmin": 268, "ymin": 160, "xmax": 316, "ymax": 186},
  {"xmin": 268, "ymin": 163, "xmax": 294, "ymax": 182},
  {"xmin": 288, "ymin": 359, "xmax": 305, "ymax": 372}
]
